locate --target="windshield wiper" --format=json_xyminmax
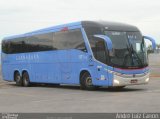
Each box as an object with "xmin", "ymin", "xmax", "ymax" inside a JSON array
[
  {"xmin": 126, "ymin": 45, "xmax": 134, "ymax": 66},
  {"xmin": 128, "ymin": 43, "xmax": 143, "ymax": 67}
]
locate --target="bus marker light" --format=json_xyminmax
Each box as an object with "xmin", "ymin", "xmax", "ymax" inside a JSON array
[{"xmin": 61, "ymin": 27, "xmax": 68, "ymax": 31}]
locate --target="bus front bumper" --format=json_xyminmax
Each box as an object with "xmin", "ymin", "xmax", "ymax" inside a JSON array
[{"xmin": 113, "ymin": 72, "xmax": 150, "ymax": 86}]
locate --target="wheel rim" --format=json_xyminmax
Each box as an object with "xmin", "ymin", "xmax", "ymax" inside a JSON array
[{"xmin": 85, "ymin": 77, "xmax": 92, "ymax": 87}]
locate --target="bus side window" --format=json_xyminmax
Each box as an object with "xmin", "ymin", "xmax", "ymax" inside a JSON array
[
  {"xmin": 53, "ymin": 29, "xmax": 87, "ymax": 52},
  {"xmin": 93, "ymin": 38, "xmax": 107, "ymax": 64}
]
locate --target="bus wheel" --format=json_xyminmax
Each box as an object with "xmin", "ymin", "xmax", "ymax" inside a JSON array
[
  {"xmin": 14, "ymin": 72, "xmax": 22, "ymax": 86},
  {"xmin": 22, "ymin": 72, "xmax": 30, "ymax": 87},
  {"xmin": 80, "ymin": 72, "xmax": 95, "ymax": 90}
]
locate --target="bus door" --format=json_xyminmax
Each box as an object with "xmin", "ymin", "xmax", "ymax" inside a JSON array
[{"xmin": 93, "ymin": 37, "xmax": 109, "ymax": 85}]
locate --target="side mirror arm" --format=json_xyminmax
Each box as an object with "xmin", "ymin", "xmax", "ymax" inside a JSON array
[
  {"xmin": 94, "ymin": 35, "xmax": 113, "ymax": 51},
  {"xmin": 143, "ymin": 36, "xmax": 156, "ymax": 50}
]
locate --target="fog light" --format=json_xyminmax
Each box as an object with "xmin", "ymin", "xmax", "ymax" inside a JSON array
[
  {"xmin": 114, "ymin": 79, "xmax": 120, "ymax": 84},
  {"xmin": 145, "ymin": 78, "xmax": 149, "ymax": 82}
]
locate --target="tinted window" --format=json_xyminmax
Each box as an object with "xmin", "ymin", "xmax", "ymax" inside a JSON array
[
  {"xmin": 54, "ymin": 29, "xmax": 86, "ymax": 51},
  {"xmin": 84, "ymin": 26, "xmax": 102, "ymax": 48},
  {"xmin": 2, "ymin": 29, "xmax": 86, "ymax": 54},
  {"xmin": 91, "ymin": 37, "xmax": 107, "ymax": 64},
  {"xmin": 84, "ymin": 26, "xmax": 109, "ymax": 64},
  {"xmin": 26, "ymin": 33, "xmax": 54, "ymax": 52},
  {"xmin": 2, "ymin": 33, "xmax": 53, "ymax": 54},
  {"xmin": 2, "ymin": 37, "xmax": 28, "ymax": 54},
  {"xmin": 2, "ymin": 40, "xmax": 10, "ymax": 54}
]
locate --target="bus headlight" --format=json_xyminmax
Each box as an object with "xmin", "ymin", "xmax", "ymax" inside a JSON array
[
  {"xmin": 114, "ymin": 79, "xmax": 120, "ymax": 85},
  {"xmin": 145, "ymin": 78, "xmax": 149, "ymax": 82}
]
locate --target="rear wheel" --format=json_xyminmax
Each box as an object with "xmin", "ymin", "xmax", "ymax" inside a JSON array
[
  {"xmin": 22, "ymin": 72, "xmax": 30, "ymax": 87},
  {"xmin": 14, "ymin": 72, "xmax": 22, "ymax": 86},
  {"xmin": 80, "ymin": 72, "xmax": 95, "ymax": 90}
]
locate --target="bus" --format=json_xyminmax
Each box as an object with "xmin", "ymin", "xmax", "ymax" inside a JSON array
[{"xmin": 1, "ymin": 21, "xmax": 156, "ymax": 90}]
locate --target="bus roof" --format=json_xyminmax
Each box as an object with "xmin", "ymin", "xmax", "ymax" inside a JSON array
[
  {"xmin": 82, "ymin": 21, "xmax": 139, "ymax": 32},
  {"xmin": 3, "ymin": 21, "xmax": 140, "ymax": 41},
  {"xmin": 3, "ymin": 21, "xmax": 81, "ymax": 40}
]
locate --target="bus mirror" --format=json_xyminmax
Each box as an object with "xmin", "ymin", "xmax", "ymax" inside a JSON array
[
  {"xmin": 94, "ymin": 35, "xmax": 113, "ymax": 51},
  {"xmin": 143, "ymin": 36, "xmax": 156, "ymax": 50}
]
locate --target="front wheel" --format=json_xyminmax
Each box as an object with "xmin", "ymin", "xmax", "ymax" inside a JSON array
[
  {"xmin": 80, "ymin": 72, "xmax": 95, "ymax": 90},
  {"xmin": 22, "ymin": 72, "xmax": 30, "ymax": 87}
]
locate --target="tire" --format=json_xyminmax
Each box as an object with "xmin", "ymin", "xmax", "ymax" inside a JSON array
[
  {"xmin": 80, "ymin": 72, "xmax": 95, "ymax": 90},
  {"xmin": 14, "ymin": 72, "xmax": 22, "ymax": 86},
  {"xmin": 22, "ymin": 72, "xmax": 30, "ymax": 87}
]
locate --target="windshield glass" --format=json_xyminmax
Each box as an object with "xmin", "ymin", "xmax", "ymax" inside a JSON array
[
  {"xmin": 104, "ymin": 31, "xmax": 148, "ymax": 68},
  {"xmin": 84, "ymin": 26, "xmax": 148, "ymax": 69}
]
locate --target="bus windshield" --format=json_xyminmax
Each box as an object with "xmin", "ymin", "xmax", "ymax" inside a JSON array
[{"xmin": 104, "ymin": 31, "xmax": 148, "ymax": 68}]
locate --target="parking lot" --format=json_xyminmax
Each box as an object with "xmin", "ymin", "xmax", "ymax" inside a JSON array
[{"xmin": 0, "ymin": 54, "xmax": 160, "ymax": 113}]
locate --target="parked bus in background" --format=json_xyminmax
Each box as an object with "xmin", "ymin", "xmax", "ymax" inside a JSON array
[{"xmin": 1, "ymin": 21, "xmax": 156, "ymax": 90}]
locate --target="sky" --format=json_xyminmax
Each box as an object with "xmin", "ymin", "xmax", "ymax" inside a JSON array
[{"xmin": 0, "ymin": 0, "xmax": 160, "ymax": 46}]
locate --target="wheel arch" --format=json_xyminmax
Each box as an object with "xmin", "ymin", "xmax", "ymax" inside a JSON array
[
  {"xmin": 79, "ymin": 69, "xmax": 92, "ymax": 83},
  {"xmin": 22, "ymin": 70, "xmax": 28, "ymax": 75}
]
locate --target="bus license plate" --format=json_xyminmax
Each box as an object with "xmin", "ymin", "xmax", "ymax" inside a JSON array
[{"xmin": 130, "ymin": 79, "xmax": 138, "ymax": 84}]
